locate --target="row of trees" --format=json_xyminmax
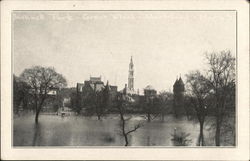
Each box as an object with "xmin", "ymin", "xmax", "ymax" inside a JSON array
[
  {"xmin": 113, "ymin": 50, "xmax": 236, "ymax": 146},
  {"xmin": 185, "ymin": 50, "xmax": 235, "ymax": 146},
  {"xmin": 71, "ymin": 88, "xmax": 174, "ymax": 121}
]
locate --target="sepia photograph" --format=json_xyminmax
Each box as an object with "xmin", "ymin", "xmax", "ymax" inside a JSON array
[
  {"xmin": 12, "ymin": 10, "xmax": 237, "ymax": 147},
  {"xmin": 1, "ymin": 0, "xmax": 250, "ymax": 160}
]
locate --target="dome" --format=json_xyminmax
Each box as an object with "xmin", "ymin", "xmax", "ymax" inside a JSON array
[{"xmin": 144, "ymin": 85, "xmax": 155, "ymax": 90}]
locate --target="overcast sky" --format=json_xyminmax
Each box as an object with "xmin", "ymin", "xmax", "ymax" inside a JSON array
[{"xmin": 13, "ymin": 11, "xmax": 236, "ymax": 93}]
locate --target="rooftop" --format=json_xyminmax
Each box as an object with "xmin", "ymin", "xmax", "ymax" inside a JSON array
[
  {"xmin": 144, "ymin": 85, "xmax": 155, "ymax": 91},
  {"xmin": 90, "ymin": 76, "xmax": 102, "ymax": 82}
]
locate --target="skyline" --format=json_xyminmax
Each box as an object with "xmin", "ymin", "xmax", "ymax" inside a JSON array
[{"xmin": 13, "ymin": 11, "xmax": 236, "ymax": 92}]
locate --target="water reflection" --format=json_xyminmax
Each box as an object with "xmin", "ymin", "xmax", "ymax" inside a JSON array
[
  {"xmin": 32, "ymin": 123, "xmax": 41, "ymax": 146},
  {"xmin": 146, "ymin": 136, "xmax": 150, "ymax": 146},
  {"xmin": 14, "ymin": 114, "xmax": 220, "ymax": 146}
]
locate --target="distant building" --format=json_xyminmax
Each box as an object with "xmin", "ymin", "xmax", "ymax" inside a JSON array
[
  {"xmin": 76, "ymin": 83, "xmax": 84, "ymax": 92},
  {"xmin": 144, "ymin": 85, "xmax": 157, "ymax": 109},
  {"xmin": 120, "ymin": 84, "xmax": 136, "ymax": 102},
  {"xmin": 76, "ymin": 76, "xmax": 118, "ymax": 111},
  {"xmin": 77, "ymin": 76, "xmax": 117, "ymax": 94},
  {"xmin": 28, "ymin": 87, "xmax": 58, "ymax": 96},
  {"xmin": 173, "ymin": 76, "xmax": 185, "ymax": 117},
  {"xmin": 108, "ymin": 84, "xmax": 118, "ymax": 102},
  {"xmin": 40, "ymin": 87, "xmax": 60, "ymax": 113},
  {"xmin": 83, "ymin": 76, "xmax": 105, "ymax": 93},
  {"xmin": 144, "ymin": 85, "xmax": 157, "ymax": 98}
]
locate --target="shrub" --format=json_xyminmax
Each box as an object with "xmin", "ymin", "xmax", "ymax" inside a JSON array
[{"xmin": 171, "ymin": 128, "xmax": 192, "ymax": 146}]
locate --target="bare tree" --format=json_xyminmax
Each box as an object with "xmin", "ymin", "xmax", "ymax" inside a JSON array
[
  {"xmin": 143, "ymin": 96, "xmax": 161, "ymax": 122},
  {"xmin": 186, "ymin": 70, "xmax": 211, "ymax": 146},
  {"xmin": 145, "ymin": 97, "xmax": 153, "ymax": 122},
  {"xmin": 205, "ymin": 50, "xmax": 235, "ymax": 146},
  {"xmin": 98, "ymin": 81, "xmax": 110, "ymax": 120},
  {"xmin": 158, "ymin": 91, "xmax": 173, "ymax": 121},
  {"xmin": 82, "ymin": 81, "xmax": 109, "ymax": 120},
  {"xmin": 19, "ymin": 66, "xmax": 67, "ymax": 123},
  {"xmin": 116, "ymin": 93, "xmax": 143, "ymax": 146}
]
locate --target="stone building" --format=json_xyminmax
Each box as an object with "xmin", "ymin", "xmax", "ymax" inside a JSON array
[
  {"xmin": 77, "ymin": 76, "xmax": 117, "ymax": 96},
  {"xmin": 76, "ymin": 76, "xmax": 118, "ymax": 112}
]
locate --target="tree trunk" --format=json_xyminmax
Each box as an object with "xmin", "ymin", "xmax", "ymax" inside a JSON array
[
  {"xmin": 215, "ymin": 94, "xmax": 224, "ymax": 146},
  {"xmin": 32, "ymin": 123, "xmax": 40, "ymax": 145},
  {"xmin": 122, "ymin": 117, "xmax": 129, "ymax": 146},
  {"xmin": 199, "ymin": 121, "xmax": 205, "ymax": 146},
  {"xmin": 97, "ymin": 114, "xmax": 101, "ymax": 120},
  {"xmin": 34, "ymin": 95, "xmax": 46, "ymax": 124},
  {"xmin": 119, "ymin": 106, "xmax": 129, "ymax": 146},
  {"xmin": 124, "ymin": 134, "xmax": 129, "ymax": 146},
  {"xmin": 35, "ymin": 107, "xmax": 41, "ymax": 124},
  {"xmin": 215, "ymin": 117, "xmax": 221, "ymax": 146}
]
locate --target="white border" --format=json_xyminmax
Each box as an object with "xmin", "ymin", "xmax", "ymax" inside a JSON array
[{"xmin": 1, "ymin": 0, "xmax": 249, "ymax": 160}]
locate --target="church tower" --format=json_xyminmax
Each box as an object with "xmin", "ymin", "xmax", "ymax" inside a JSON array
[
  {"xmin": 173, "ymin": 76, "xmax": 185, "ymax": 117},
  {"xmin": 128, "ymin": 56, "xmax": 134, "ymax": 91}
]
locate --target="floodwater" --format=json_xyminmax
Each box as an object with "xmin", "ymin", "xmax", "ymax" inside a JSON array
[{"xmin": 13, "ymin": 114, "xmax": 227, "ymax": 146}]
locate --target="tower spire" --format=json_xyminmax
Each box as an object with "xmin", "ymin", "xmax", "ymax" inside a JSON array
[{"xmin": 128, "ymin": 56, "xmax": 134, "ymax": 91}]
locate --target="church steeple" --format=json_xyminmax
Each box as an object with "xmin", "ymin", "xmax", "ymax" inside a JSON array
[
  {"xmin": 129, "ymin": 56, "xmax": 133, "ymax": 69},
  {"xmin": 128, "ymin": 56, "xmax": 134, "ymax": 91}
]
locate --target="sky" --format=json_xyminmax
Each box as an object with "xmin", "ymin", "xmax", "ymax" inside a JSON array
[{"xmin": 13, "ymin": 11, "xmax": 236, "ymax": 93}]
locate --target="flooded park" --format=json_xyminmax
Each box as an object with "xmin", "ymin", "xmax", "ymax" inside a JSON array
[
  {"xmin": 13, "ymin": 113, "xmax": 234, "ymax": 147},
  {"xmin": 12, "ymin": 11, "xmax": 236, "ymax": 147}
]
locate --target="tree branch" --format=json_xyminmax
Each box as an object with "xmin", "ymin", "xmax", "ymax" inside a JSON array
[{"xmin": 126, "ymin": 123, "xmax": 142, "ymax": 135}]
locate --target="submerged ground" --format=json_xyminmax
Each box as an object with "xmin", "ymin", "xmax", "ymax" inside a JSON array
[{"xmin": 13, "ymin": 114, "xmax": 234, "ymax": 146}]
